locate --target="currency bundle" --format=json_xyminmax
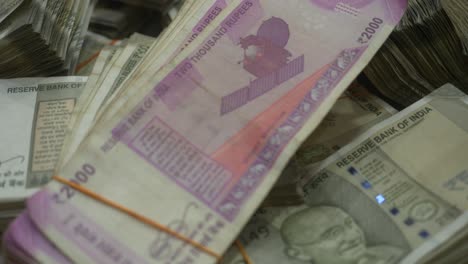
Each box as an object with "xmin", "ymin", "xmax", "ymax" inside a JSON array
[
  {"xmin": 364, "ymin": 0, "xmax": 468, "ymax": 107},
  {"xmin": 0, "ymin": 0, "xmax": 95, "ymax": 78}
]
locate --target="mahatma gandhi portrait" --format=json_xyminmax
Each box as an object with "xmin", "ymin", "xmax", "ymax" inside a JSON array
[{"xmin": 280, "ymin": 206, "xmax": 405, "ymax": 264}]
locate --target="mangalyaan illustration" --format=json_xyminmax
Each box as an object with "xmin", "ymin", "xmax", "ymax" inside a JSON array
[
  {"xmin": 281, "ymin": 206, "xmax": 405, "ymax": 264},
  {"xmin": 240, "ymin": 17, "xmax": 292, "ymax": 78},
  {"xmin": 220, "ymin": 17, "xmax": 305, "ymax": 115}
]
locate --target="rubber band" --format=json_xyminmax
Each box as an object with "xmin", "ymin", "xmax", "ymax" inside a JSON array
[
  {"xmin": 235, "ymin": 240, "xmax": 253, "ymax": 264},
  {"xmin": 75, "ymin": 39, "xmax": 119, "ymax": 73},
  {"xmin": 52, "ymin": 176, "xmax": 221, "ymax": 260}
]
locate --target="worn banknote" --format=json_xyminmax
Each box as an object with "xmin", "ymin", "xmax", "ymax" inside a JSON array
[
  {"xmin": 222, "ymin": 84, "xmax": 468, "ymax": 264},
  {"xmin": 26, "ymin": 1, "xmax": 407, "ymax": 263},
  {"xmin": 0, "ymin": 77, "xmax": 87, "ymax": 201}
]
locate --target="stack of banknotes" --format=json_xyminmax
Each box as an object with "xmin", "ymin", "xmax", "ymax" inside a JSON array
[
  {"xmin": 364, "ymin": 0, "xmax": 468, "ymax": 107},
  {"xmin": 0, "ymin": 0, "xmax": 95, "ymax": 78},
  {"xmin": 1, "ymin": 0, "xmax": 467, "ymax": 263}
]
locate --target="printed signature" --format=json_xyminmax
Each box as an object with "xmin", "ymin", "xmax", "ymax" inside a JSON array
[{"xmin": 0, "ymin": 155, "xmax": 25, "ymax": 167}]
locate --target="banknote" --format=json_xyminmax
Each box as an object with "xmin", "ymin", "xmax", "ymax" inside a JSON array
[
  {"xmin": 222, "ymin": 83, "xmax": 468, "ymax": 264},
  {"xmin": 27, "ymin": 1, "xmax": 406, "ymax": 263},
  {"xmin": 0, "ymin": 0, "xmax": 94, "ymax": 77},
  {"xmin": 0, "ymin": 77, "xmax": 87, "ymax": 201}
]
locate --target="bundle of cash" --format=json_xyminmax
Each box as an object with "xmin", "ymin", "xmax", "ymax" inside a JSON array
[
  {"xmin": 2, "ymin": 0, "xmax": 406, "ymax": 263},
  {"xmin": 364, "ymin": 0, "xmax": 468, "ymax": 107},
  {"xmin": 222, "ymin": 83, "xmax": 468, "ymax": 264},
  {"xmin": 0, "ymin": 0, "xmax": 95, "ymax": 78},
  {"xmin": 0, "ymin": 77, "xmax": 87, "ymax": 235}
]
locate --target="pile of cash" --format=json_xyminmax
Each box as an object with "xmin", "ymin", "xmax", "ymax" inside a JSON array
[
  {"xmin": 0, "ymin": 0, "xmax": 406, "ymax": 261},
  {"xmin": 1, "ymin": 0, "xmax": 468, "ymax": 263},
  {"xmin": 0, "ymin": 0, "xmax": 95, "ymax": 78},
  {"xmin": 364, "ymin": 0, "xmax": 468, "ymax": 107}
]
